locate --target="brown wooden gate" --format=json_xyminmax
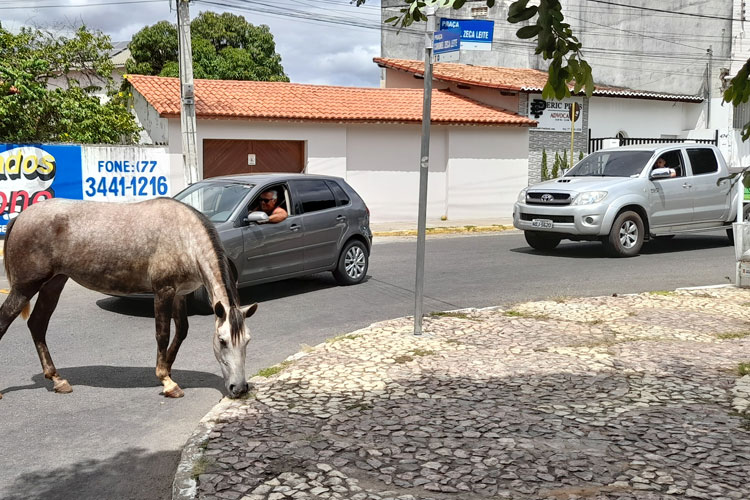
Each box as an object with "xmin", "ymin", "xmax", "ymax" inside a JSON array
[{"xmin": 202, "ymin": 139, "xmax": 305, "ymax": 178}]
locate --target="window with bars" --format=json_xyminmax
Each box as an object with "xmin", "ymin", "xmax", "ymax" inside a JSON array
[{"xmin": 733, "ymin": 101, "xmax": 750, "ymax": 129}]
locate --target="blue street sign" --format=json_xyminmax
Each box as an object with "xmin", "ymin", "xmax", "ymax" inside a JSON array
[
  {"xmin": 439, "ymin": 18, "xmax": 494, "ymax": 51},
  {"xmin": 433, "ymin": 29, "xmax": 461, "ymax": 62}
]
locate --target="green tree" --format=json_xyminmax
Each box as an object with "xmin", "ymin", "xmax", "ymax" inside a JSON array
[
  {"xmin": 357, "ymin": 0, "xmax": 594, "ymax": 100},
  {"xmin": 551, "ymin": 152, "xmax": 560, "ymax": 179},
  {"xmin": 562, "ymin": 150, "xmax": 568, "ymax": 170},
  {"xmin": 0, "ymin": 24, "xmax": 140, "ymax": 143},
  {"xmin": 579, "ymin": 151, "xmax": 584, "ymax": 161},
  {"xmin": 541, "ymin": 148, "xmax": 549, "ymax": 181},
  {"xmin": 126, "ymin": 11, "xmax": 288, "ymax": 82}
]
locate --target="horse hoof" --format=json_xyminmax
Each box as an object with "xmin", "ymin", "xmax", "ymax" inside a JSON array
[
  {"xmin": 164, "ymin": 385, "xmax": 184, "ymax": 398},
  {"xmin": 0, "ymin": 392, "xmax": 3, "ymax": 399},
  {"xmin": 54, "ymin": 379, "xmax": 73, "ymax": 394}
]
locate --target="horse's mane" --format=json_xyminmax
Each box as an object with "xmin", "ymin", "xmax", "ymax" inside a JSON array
[{"xmin": 178, "ymin": 201, "xmax": 244, "ymax": 345}]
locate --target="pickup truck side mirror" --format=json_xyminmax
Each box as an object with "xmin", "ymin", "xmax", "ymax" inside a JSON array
[
  {"xmin": 243, "ymin": 211, "xmax": 270, "ymax": 225},
  {"xmin": 650, "ymin": 167, "xmax": 673, "ymax": 180}
]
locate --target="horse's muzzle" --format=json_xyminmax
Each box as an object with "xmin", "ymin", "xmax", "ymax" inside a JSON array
[{"xmin": 228, "ymin": 381, "xmax": 249, "ymax": 398}]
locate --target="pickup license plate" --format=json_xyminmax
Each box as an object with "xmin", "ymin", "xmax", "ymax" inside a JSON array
[{"xmin": 531, "ymin": 218, "xmax": 553, "ymax": 229}]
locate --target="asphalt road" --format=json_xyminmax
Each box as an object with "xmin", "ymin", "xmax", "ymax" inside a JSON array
[{"xmin": 0, "ymin": 231, "xmax": 738, "ymax": 500}]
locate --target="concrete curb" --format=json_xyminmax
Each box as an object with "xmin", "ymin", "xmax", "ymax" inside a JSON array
[
  {"xmin": 372, "ymin": 225, "xmax": 516, "ymax": 238},
  {"xmin": 172, "ymin": 397, "xmax": 236, "ymax": 500}
]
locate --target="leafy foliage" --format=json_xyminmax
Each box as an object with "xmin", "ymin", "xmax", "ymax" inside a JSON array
[
  {"xmin": 541, "ymin": 148, "xmax": 549, "ymax": 180},
  {"xmin": 551, "ymin": 152, "xmax": 560, "ymax": 178},
  {"xmin": 126, "ymin": 11, "xmax": 288, "ymax": 82},
  {"xmin": 724, "ymin": 61, "xmax": 750, "ymax": 140},
  {"xmin": 0, "ymin": 24, "xmax": 140, "ymax": 143},
  {"xmin": 356, "ymin": 0, "xmax": 593, "ymax": 100}
]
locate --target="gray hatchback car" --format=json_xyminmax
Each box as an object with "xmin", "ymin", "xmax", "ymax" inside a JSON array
[{"xmin": 174, "ymin": 173, "xmax": 372, "ymax": 310}]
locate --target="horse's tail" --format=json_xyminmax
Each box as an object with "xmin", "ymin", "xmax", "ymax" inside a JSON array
[{"xmin": 3, "ymin": 217, "xmax": 30, "ymax": 320}]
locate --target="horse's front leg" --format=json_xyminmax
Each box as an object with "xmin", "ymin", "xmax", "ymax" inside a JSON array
[
  {"xmin": 165, "ymin": 294, "xmax": 188, "ymax": 377},
  {"xmin": 154, "ymin": 290, "xmax": 183, "ymax": 398}
]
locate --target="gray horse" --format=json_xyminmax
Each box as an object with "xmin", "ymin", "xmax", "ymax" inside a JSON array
[{"xmin": 0, "ymin": 197, "xmax": 256, "ymax": 399}]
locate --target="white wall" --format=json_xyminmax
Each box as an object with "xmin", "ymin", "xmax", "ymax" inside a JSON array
[
  {"xmin": 588, "ymin": 97, "xmax": 702, "ymax": 138},
  {"xmin": 163, "ymin": 117, "xmax": 528, "ymax": 223}
]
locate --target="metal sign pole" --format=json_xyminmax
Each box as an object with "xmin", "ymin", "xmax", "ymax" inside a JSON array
[{"xmin": 414, "ymin": 6, "xmax": 436, "ymax": 336}]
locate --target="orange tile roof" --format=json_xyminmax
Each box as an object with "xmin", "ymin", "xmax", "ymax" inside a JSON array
[
  {"xmin": 374, "ymin": 57, "xmax": 703, "ymax": 103},
  {"xmin": 127, "ymin": 75, "xmax": 536, "ymax": 127}
]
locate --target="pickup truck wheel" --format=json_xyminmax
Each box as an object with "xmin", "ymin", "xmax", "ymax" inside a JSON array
[
  {"xmin": 524, "ymin": 231, "xmax": 562, "ymax": 251},
  {"xmin": 605, "ymin": 211, "xmax": 644, "ymax": 257}
]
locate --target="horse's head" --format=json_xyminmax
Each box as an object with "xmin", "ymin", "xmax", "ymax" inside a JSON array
[{"xmin": 212, "ymin": 301, "xmax": 257, "ymax": 398}]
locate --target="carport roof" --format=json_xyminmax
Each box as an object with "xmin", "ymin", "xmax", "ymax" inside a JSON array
[
  {"xmin": 126, "ymin": 74, "xmax": 537, "ymax": 126},
  {"xmin": 374, "ymin": 57, "xmax": 704, "ymax": 103}
]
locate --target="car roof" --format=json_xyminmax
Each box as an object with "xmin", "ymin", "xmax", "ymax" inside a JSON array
[
  {"xmin": 598, "ymin": 143, "xmax": 716, "ymax": 154},
  {"xmin": 197, "ymin": 173, "xmax": 343, "ymax": 184}
]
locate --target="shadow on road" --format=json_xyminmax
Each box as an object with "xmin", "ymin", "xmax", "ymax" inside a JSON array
[
  {"xmin": 2, "ymin": 447, "xmax": 178, "ymax": 500},
  {"xmin": 511, "ymin": 234, "xmax": 732, "ymax": 259},
  {"xmin": 0, "ymin": 365, "xmax": 224, "ymax": 396},
  {"xmin": 95, "ymin": 273, "xmax": 349, "ymax": 317}
]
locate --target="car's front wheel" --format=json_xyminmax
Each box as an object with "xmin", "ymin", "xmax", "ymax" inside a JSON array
[
  {"xmin": 333, "ymin": 240, "xmax": 369, "ymax": 285},
  {"xmin": 604, "ymin": 211, "xmax": 644, "ymax": 257},
  {"xmin": 524, "ymin": 231, "xmax": 562, "ymax": 251}
]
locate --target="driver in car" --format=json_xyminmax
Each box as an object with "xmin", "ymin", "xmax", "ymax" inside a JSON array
[{"xmin": 255, "ymin": 189, "xmax": 288, "ymax": 223}]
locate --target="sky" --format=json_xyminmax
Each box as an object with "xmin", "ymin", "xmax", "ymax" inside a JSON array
[{"xmin": 0, "ymin": 0, "xmax": 384, "ymax": 87}]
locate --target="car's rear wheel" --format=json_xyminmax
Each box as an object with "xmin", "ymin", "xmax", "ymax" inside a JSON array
[
  {"xmin": 333, "ymin": 240, "xmax": 369, "ymax": 285},
  {"xmin": 524, "ymin": 231, "xmax": 562, "ymax": 251},
  {"xmin": 604, "ymin": 211, "xmax": 644, "ymax": 257}
]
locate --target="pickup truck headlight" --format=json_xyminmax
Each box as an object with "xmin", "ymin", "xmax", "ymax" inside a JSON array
[
  {"xmin": 572, "ymin": 191, "xmax": 608, "ymax": 205},
  {"xmin": 517, "ymin": 188, "xmax": 528, "ymax": 203}
]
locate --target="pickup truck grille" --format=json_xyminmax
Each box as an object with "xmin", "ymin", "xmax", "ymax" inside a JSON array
[
  {"xmin": 520, "ymin": 213, "xmax": 574, "ymax": 223},
  {"xmin": 526, "ymin": 192, "xmax": 571, "ymax": 205}
]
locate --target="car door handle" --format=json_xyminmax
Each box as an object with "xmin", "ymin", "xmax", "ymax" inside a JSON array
[
  {"xmin": 336, "ymin": 215, "xmax": 346, "ymax": 222},
  {"xmin": 682, "ymin": 182, "xmax": 692, "ymax": 189},
  {"xmin": 290, "ymin": 224, "xmax": 300, "ymax": 232}
]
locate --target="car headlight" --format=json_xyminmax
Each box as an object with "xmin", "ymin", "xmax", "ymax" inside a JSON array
[
  {"xmin": 517, "ymin": 188, "xmax": 528, "ymax": 203},
  {"xmin": 572, "ymin": 191, "xmax": 607, "ymax": 205}
]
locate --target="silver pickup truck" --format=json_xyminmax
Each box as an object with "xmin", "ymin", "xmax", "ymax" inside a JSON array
[{"xmin": 513, "ymin": 143, "xmax": 749, "ymax": 256}]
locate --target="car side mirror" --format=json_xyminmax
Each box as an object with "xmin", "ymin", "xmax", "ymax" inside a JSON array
[
  {"xmin": 650, "ymin": 167, "xmax": 672, "ymax": 180},
  {"xmin": 243, "ymin": 211, "xmax": 270, "ymax": 225}
]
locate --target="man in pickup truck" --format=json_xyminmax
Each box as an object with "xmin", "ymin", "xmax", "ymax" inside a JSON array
[{"xmin": 654, "ymin": 156, "xmax": 678, "ymax": 177}]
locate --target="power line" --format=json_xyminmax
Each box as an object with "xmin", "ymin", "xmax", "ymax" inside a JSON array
[
  {"xmin": 584, "ymin": 0, "xmax": 738, "ymax": 22},
  {"xmin": 0, "ymin": 0, "xmax": 161, "ymax": 9}
]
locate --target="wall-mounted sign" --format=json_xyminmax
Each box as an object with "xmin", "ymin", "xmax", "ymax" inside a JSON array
[
  {"xmin": 528, "ymin": 94, "xmax": 584, "ymax": 132},
  {"xmin": 433, "ymin": 29, "xmax": 461, "ymax": 62},
  {"xmin": 439, "ymin": 18, "xmax": 494, "ymax": 51},
  {"xmin": 0, "ymin": 144, "xmax": 82, "ymax": 234},
  {"xmin": 81, "ymin": 147, "xmax": 171, "ymax": 202}
]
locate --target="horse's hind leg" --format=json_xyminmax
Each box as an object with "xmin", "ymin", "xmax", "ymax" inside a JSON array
[
  {"xmin": 27, "ymin": 275, "xmax": 71, "ymax": 394},
  {"xmin": 0, "ymin": 285, "xmax": 40, "ymax": 399},
  {"xmin": 154, "ymin": 290, "xmax": 183, "ymax": 398}
]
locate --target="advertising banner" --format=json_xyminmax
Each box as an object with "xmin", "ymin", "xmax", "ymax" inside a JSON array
[
  {"xmin": 439, "ymin": 18, "xmax": 494, "ymax": 51},
  {"xmin": 0, "ymin": 144, "xmax": 83, "ymax": 234},
  {"xmin": 527, "ymin": 94, "xmax": 584, "ymax": 132},
  {"xmin": 81, "ymin": 147, "xmax": 172, "ymax": 202}
]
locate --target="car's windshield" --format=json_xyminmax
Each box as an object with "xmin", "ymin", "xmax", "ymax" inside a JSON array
[
  {"xmin": 174, "ymin": 182, "xmax": 254, "ymax": 222},
  {"xmin": 565, "ymin": 151, "xmax": 654, "ymax": 178}
]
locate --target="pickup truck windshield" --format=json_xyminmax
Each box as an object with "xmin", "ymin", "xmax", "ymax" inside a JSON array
[{"xmin": 565, "ymin": 151, "xmax": 654, "ymax": 178}]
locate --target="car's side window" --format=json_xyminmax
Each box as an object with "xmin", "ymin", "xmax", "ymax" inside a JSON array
[
  {"xmin": 248, "ymin": 184, "xmax": 292, "ymax": 216},
  {"xmin": 295, "ymin": 180, "xmax": 337, "ymax": 214},
  {"xmin": 655, "ymin": 150, "xmax": 686, "ymax": 178},
  {"xmin": 686, "ymin": 148, "xmax": 719, "ymax": 176},
  {"xmin": 326, "ymin": 181, "xmax": 350, "ymax": 206}
]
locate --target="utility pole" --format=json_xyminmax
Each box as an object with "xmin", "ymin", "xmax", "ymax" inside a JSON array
[
  {"xmin": 707, "ymin": 46, "xmax": 713, "ymax": 128},
  {"xmin": 414, "ymin": 5, "xmax": 435, "ymax": 336},
  {"xmin": 177, "ymin": 0, "xmax": 199, "ymax": 185}
]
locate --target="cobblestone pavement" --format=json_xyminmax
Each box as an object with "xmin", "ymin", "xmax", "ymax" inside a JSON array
[{"xmin": 175, "ymin": 287, "xmax": 750, "ymax": 500}]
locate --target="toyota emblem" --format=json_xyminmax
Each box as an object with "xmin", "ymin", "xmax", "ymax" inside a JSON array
[{"xmin": 541, "ymin": 194, "xmax": 554, "ymax": 202}]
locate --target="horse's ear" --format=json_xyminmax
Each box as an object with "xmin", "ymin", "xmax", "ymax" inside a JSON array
[
  {"xmin": 242, "ymin": 303, "xmax": 258, "ymax": 319},
  {"xmin": 214, "ymin": 302, "xmax": 226, "ymax": 320}
]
